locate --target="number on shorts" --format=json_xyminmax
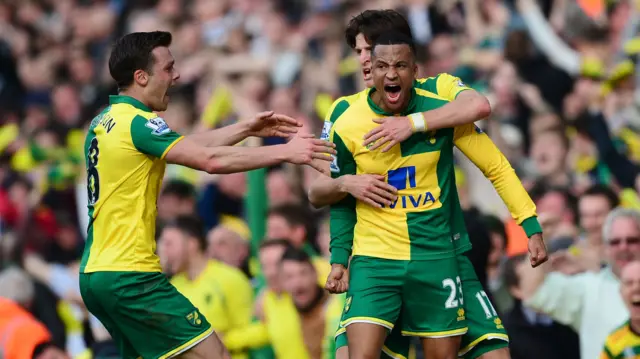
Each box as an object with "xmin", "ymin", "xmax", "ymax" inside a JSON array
[
  {"xmin": 443, "ymin": 276, "xmax": 463, "ymax": 309},
  {"xmin": 475, "ymin": 291, "xmax": 498, "ymax": 318},
  {"xmin": 87, "ymin": 137, "xmax": 100, "ymax": 205}
]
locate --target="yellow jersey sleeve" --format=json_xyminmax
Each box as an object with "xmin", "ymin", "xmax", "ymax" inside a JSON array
[
  {"xmin": 130, "ymin": 115, "xmax": 184, "ymax": 159},
  {"xmin": 416, "ymin": 74, "xmax": 471, "ymax": 101},
  {"xmin": 453, "ymin": 124, "xmax": 542, "ymax": 236},
  {"xmin": 223, "ymin": 321, "xmax": 270, "ymax": 351}
]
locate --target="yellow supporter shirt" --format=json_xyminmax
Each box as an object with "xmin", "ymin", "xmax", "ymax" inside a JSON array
[
  {"xmin": 80, "ymin": 95, "xmax": 184, "ymax": 273},
  {"xmin": 171, "ymin": 260, "xmax": 254, "ymax": 359},
  {"xmin": 601, "ymin": 321, "xmax": 640, "ymax": 359}
]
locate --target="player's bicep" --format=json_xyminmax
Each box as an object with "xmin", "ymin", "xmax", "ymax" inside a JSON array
[
  {"xmin": 453, "ymin": 124, "xmax": 505, "ymax": 172},
  {"xmin": 436, "ymin": 73, "xmax": 472, "ymax": 101},
  {"xmin": 130, "ymin": 115, "xmax": 183, "ymax": 159},
  {"xmin": 162, "ymin": 136, "xmax": 211, "ymax": 170}
]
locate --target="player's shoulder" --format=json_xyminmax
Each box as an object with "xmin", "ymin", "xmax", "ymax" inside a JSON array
[
  {"xmin": 327, "ymin": 89, "xmax": 367, "ymax": 124},
  {"xmin": 414, "ymin": 87, "xmax": 450, "ymax": 110},
  {"xmin": 606, "ymin": 321, "xmax": 631, "ymax": 344}
]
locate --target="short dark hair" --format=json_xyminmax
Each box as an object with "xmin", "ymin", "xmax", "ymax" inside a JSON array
[
  {"xmin": 345, "ymin": 10, "xmax": 412, "ymax": 50},
  {"xmin": 259, "ymin": 238, "xmax": 291, "ymax": 252},
  {"xmin": 268, "ymin": 204, "xmax": 310, "ymax": 228},
  {"xmin": 503, "ymin": 253, "xmax": 527, "ymax": 289},
  {"xmin": 161, "ymin": 180, "xmax": 196, "ymax": 199},
  {"xmin": 371, "ymin": 31, "xmax": 416, "ymax": 58},
  {"xmin": 580, "ymin": 184, "xmax": 619, "ymax": 209},
  {"xmin": 280, "ymin": 246, "xmax": 313, "ymax": 267},
  {"xmin": 109, "ymin": 31, "xmax": 172, "ymax": 90},
  {"xmin": 165, "ymin": 216, "xmax": 207, "ymax": 251}
]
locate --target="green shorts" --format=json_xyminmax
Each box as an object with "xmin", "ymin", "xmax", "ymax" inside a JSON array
[
  {"xmin": 334, "ymin": 254, "xmax": 508, "ymax": 359},
  {"xmin": 341, "ymin": 255, "xmax": 467, "ymax": 337},
  {"xmin": 79, "ymin": 271, "xmax": 213, "ymax": 359},
  {"xmin": 457, "ymin": 254, "xmax": 509, "ymax": 358}
]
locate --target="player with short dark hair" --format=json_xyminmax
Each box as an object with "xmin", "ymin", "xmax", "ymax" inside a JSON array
[
  {"xmin": 78, "ymin": 31, "xmax": 335, "ymax": 359},
  {"xmin": 311, "ymin": 10, "xmax": 547, "ymax": 359}
]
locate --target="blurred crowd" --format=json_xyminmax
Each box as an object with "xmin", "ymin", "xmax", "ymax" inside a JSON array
[{"xmin": 1, "ymin": 0, "xmax": 640, "ymax": 359}]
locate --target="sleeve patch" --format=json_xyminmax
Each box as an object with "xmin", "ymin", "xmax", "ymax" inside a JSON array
[
  {"xmin": 145, "ymin": 117, "xmax": 172, "ymax": 136},
  {"xmin": 457, "ymin": 80, "xmax": 466, "ymax": 87},
  {"xmin": 321, "ymin": 121, "xmax": 333, "ymax": 141},
  {"xmin": 474, "ymin": 125, "xmax": 483, "ymax": 134}
]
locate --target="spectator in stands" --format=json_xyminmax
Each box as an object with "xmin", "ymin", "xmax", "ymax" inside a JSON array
[
  {"xmin": 520, "ymin": 207, "xmax": 640, "ymax": 358},
  {"xmin": 530, "ymin": 129, "xmax": 572, "ymax": 189},
  {"xmin": 157, "ymin": 216, "xmax": 254, "ymax": 359},
  {"xmin": 600, "ymin": 260, "xmax": 640, "ymax": 359},
  {"xmin": 157, "ymin": 180, "xmax": 197, "ymax": 223},
  {"xmin": 266, "ymin": 204, "xmax": 330, "ymax": 286},
  {"xmin": 207, "ymin": 224, "xmax": 250, "ymax": 276},
  {"xmin": 0, "ymin": 267, "xmax": 54, "ymax": 359},
  {"xmin": 572, "ymin": 184, "xmax": 620, "ymax": 271},
  {"xmin": 271, "ymin": 247, "xmax": 343, "ymax": 359},
  {"xmin": 502, "ymin": 254, "xmax": 580, "ymax": 359},
  {"xmin": 254, "ymin": 239, "xmax": 289, "ymax": 320}
]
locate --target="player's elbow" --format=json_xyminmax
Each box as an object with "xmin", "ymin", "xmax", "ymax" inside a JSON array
[
  {"xmin": 472, "ymin": 93, "xmax": 492, "ymax": 119},
  {"xmin": 307, "ymin": 188, "xmax": 324, "ymax": 208}
]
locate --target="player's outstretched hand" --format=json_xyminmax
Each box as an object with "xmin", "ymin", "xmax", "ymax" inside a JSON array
[
  {"xmin": 363, "ymin": 116, "xmax": 414, "ymax": 152},
  {"xmin": 528, "ymin": 233, "xmax": 549, "ymax": 268},
  {"xmin": 326, "ymin": 264, "xmax": 349, "ymax": 294},
  {"xmin": 247, "ymin": 111, "xmax": 302, "ymax": 138},
  {"xmin": 285, "ymin": 134, "xmax": 336, "ymax": 172},
  {"xmin": 340, "ymin": 174, "xmax": 397, "ymax": 208}
]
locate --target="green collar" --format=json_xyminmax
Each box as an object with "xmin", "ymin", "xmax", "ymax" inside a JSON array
[
  {"xmin": 109, "ymin": 95, "xmax": 152, "ymax": 112},
  {"xmin": 366, "ymin": 86, "xmax": 418, "ymax": 116}
]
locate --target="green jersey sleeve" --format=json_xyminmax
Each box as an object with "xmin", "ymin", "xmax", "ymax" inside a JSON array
[
  {"xmin": 130, "ymin": 115, "xmax": 183, "ymax": 159},
  {"xmin": 329, "ymin": 129, "xmax": 357, "ymax": 267}
]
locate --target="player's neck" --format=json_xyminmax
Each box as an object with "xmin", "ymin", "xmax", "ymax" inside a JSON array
[
  {"xmin": 119, "ymin": 89, "xmax": 151, "ymax": 109},
  {"xmin": 186, "ymin": 253, "xmax": 209, "ymax": 281}
]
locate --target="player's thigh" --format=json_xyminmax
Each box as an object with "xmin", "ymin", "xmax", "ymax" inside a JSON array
[
  {"xmin": 341, "ymin": 256, "xmax": 403, "ymax": 330},
  {"xmin": 87, "ymin": 271, "xmax": 214, "ymax": 359},
  {"xmin": 381, "ymin": 326, "xmax": 413, "ymax": 359},
  {"xmin": 457, "ymin": 255, "xmax": 509, "ymax": 359},
  {"xmin": 334, "ymin": 329, "xmax": 349, "ymax": 359},
  {"xmin": 401, "ymin": 257, "xmax": 467, "ymax": 338},
  {"xmin": 419, "ymin": 336, "xmax": 462, "ymax": 359},
  {"xmin": 79, "ymin": 273, "xmax": 140, "ymax": 359},
  {"xmin": 176, "ymin": 332, "xmax": 230, "ymax": 359}
]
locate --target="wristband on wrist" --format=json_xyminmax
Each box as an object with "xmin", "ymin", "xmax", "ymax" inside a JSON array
[{"xmin": 409, "ymin": 112, "xmax": 427, "ymax": 132}]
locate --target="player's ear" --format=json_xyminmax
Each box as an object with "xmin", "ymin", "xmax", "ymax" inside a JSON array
[
  {"xmin": 413, "ymin": 64, "xmax": 418, "ymax": 79},
  {"xmin": 134, "ymin": 69, "xmax": 149, "ymax": 86}
]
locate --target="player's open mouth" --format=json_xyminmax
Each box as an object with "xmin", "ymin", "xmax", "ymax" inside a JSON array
[
  {"xmin": 631, "ymin": 295, "xmax": 640, "ymax": 308},
  {"xmin": 384, "ymin": 85, "xmax": 402, "ymax": 104},
  {"xmin": 363, "ymin": 68, "xmax": 371, "ymax": 79}
]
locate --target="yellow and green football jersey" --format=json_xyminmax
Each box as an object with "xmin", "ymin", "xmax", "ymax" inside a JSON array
[
  {"xmin": 325, "ymin": 74, "xmax": 540, "ymax": 266},
  {"xmin": 601, "ymin": 321, "xmax": 640, "ymax": 359},
  {"xmin": 80, "ymin": 95, "xmax": 184, "ymax": 273}
]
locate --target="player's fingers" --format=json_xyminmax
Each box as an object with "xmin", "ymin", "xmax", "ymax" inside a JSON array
[
  {"xmin": 367, "ymin": 192, "xmax": 392, "ymax": 207},
  {"xmin": 311, "ymin": 138, "xmax": 336, "ymax": 147},
  {"xmin": 311, "ymin": 153, "xmax": 333, "ymax": 162},
  {"xmin": 273, "ymin": 113, "xmax": 303, "ymax": 127},
  {"xmin": 381, "ymin": 141, "xmax": 396, "ymax": 153},
  {"xmin": 297, "ymin": 133, "xmax": 315, "ymax": 139},
  {"xmin": 278, "ymin": 125, "xmax": 299, "ymax": 133},
  {"xmin": 370, "ymin": 186, "xmax": 396, "ymax": 202},
  {"xmin": 368, "ymin": 137, "xmax": 390, "ymax": 151},
  {"xmin": 308, "ymin": 161, "xmax": 329, "ymax": 173},
  {"xmin": 363, "ymin": 130, "xmax": 386, "ymax": 146},
  {"xmin": 372, "ymin": 118, "xmax": 386, "ymax": 124},
  {"xmin": 313, "ymin": 145, "xmax": 337, "ymax": 155},
  {"xmin": 375, "ymin": 180, "xmax": 398, "ymax": 195},
  {"xmin": 359, "ymin": 196, "xmax": 382, "ymax": 208},
  {"xmin": 256, "ymin": 111, "xmax": 274, "ymax": 119}
]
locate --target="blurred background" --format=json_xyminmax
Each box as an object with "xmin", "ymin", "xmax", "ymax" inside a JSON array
[{"xmin": 1, "ymin": 0, "xmax": 640, "ymax": 358}]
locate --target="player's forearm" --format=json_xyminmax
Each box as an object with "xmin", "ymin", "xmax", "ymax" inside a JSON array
[
  {"xmin": 206, "ymin": 145, "xmax": 288, "ymax": 174},
  {"xmin": 421, "ymin": 91, "xmax": 490, "ymax": 130},
  {"xmin": 187, "ymin": 122, "xmax": 250, "ymax": 147},
  {"xmin": 329, "ymin": 201, "xmax": 356, "ymax": 267},
  {"xmin": 308, "ymin": 175, "xmax": 349, "ymax": 208}
]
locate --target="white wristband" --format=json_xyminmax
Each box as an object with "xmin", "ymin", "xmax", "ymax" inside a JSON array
[{"xmin": 409, "ymin": 113, "xmax": 426, "ymax": 132}]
